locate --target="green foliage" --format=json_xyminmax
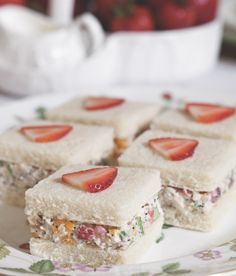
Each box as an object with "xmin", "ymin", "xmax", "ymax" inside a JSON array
[
  {"xmin": 36, "ymin": 106, "xmax": 47, "ymax": 119},
  {"xmin": 163, "ymin": 224, "xmax": 173, "ymax": 229},
  {"xmin": 163, "ymin": 263, "xmax": 180, "ymax": 273},
  {"xmin": 156, "ymin": 233, "xmax": 165, "ymax": 244},
  {"xmin": 29, "ymin": 260, "xmax": 54, "ymax": 273},
  {"xmin": 0, "ymin": 241, "xmax": 10, "ymax": 260}
]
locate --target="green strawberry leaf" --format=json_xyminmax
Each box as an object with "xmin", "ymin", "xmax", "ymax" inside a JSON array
[
  {"xmin": 168, "ymin": 269, "xmax": 191, "ymax": 274},
  {"xmin": 163, "ymin": 262, "xmax": 180, "ymax": 273},
  {"xmin": 29, "ymin": 260, "xmax": 54, "ymax": 273}
]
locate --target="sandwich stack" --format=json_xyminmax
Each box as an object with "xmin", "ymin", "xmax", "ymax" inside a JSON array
[
  {"xmin": 25, "ymin": 165, "xmax": 164, "ymax": 266},
  {"xmin": 0, "ymin": 120, "xmax": 114, "ymax": 206}
]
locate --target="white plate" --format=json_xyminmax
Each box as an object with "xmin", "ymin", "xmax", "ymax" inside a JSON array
[{"xmin": 1, "ymin": 89, "xmax": 236, "ymax": 276}]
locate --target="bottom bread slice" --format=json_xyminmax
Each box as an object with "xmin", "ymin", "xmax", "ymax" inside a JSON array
[
  {"xmin": 161, "ymin": 183, "xmax": 236, "ymax": 232},
  {"xmin": 30, "ymin": 215, "xmax": 164, "ymax": 267}
]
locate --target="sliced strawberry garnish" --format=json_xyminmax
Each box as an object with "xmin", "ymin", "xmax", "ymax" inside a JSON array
[
  {"xmin": 148, "ymin": 137, "xmax": 198, "ymax": 161},
  {"xmin": 62, "ymin": 167, "xmax": 118, "ymax": 193},
  {"xmin": 83, "ymin": 96, "xmax": 125, "ymax": 111},
  {"xmin": 20, "ymin": 125, "xmax": 72, "ymax": 143},
  {"xmin": 186, "ymin": 102, "xmax": 235, "ymax": 124}
]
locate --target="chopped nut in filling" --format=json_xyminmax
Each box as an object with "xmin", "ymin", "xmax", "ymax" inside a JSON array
[
  {"xmin": 29, "ymin": 194, "xmax": 161, "ymax": 250},
  {"xmin": 0, "ymin": 160, "xmax": 52, "ymax": 190},
  {"xmin": 160, "ymin": 169, "xmax": 235, "ymax": 215}
]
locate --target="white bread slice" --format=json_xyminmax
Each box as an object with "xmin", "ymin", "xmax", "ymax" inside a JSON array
[
  {"xmin": 152, "ymin": 108, "xmax": 236, "ymax": 141},
  {"xmin": 46, "ymin": 97, "xmax": 160, "ymax": 139},
  {"xmin": 30, "ymin": 215, "xmax": 164, "ymax": 266},
  {"xmin": 118, "ymin": 130, "xmax": 236, "ymax": 191},
  {"xmin": 0, "ymin": 120, "xmax": 114, "ymax": 170},
  {"xmin": 161, "ymin": 181, "xmax": 236, "ymax": 232},
  {"xmin": 25, "ymin": 165, "xmax": 162, "ymax": 226}
]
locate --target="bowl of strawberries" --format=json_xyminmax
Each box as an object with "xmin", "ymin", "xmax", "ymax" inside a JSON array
[{"xmin": 88, "ymin": 0, "xmax": 222, "ymax": 83}]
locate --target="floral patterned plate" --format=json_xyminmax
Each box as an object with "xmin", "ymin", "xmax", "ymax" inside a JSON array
[{"xmin": 0, "ymin": 89, "xmax": 236, "ymax": 276}]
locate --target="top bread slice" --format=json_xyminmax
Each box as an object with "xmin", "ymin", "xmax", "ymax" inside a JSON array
[
  {"xmin": 46, "ymin": 97, "xmax": 160, "ymax": 139},
  {"xmin": 0, "ymin": 120, "xmax": 114, "ymax": 170},
  {"xmin": 25, "ymin": 165, "xmax": 161, "ymax": 227},
  {"xmin": 152, "ymin": 108, "xmax": 236, "ymax": 141},
  {"xmin": 118, "ymin": 130, "xmax": 236, "ymax": 192}
]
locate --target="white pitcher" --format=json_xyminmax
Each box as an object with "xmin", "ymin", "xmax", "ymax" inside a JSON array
[{"xmin": 0, "ymin": 5, "xmax": 105, "ymax": 71}]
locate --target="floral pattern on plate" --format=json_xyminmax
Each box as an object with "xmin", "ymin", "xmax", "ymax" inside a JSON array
[{"xmin": 1, "ymin": 237, "xmax": 236, "ymax": 275}]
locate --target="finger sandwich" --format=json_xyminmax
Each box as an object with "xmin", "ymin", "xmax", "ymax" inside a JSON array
[
  {"xmin": 46, "ymin": 96, "xmax": 160, "ymax": 154},
  {"xmin": 152, "ymin": 102, "xmax": 236, "ymax": 141},
  {"xmin": 119, "ymin": 130, "xmax": 236, "ymax": 231},
  {"xmin": 25, "ymin": 165, "xmax": 164, "ymax": 266},
  {"xmin": 0, "ymin": 120, "xmax": 114, "ymax": 207}
]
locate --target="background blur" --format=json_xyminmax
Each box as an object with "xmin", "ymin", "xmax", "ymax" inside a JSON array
[
  {"xmin": 25, "ymin": 0, "xmax": 235, "ymax": 58},
  {"xmin": 0, "ymin": 0, "xmax": 235, "ymax": 98}
]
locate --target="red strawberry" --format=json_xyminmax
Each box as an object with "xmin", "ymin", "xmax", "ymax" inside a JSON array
[
  {"xmin": 20, "ymin": 125, "xmax": 72, "ymax": 143},
  {"xmin": 62, "ymin": 167, "xmax": 118, "ymax": 193},
  {"xmin": 0, "ymin": 0, "xmax": 25, "ymax": 5},
  {"xmin": 157, "ymin": 1, "xmax": 197, "ymax": 30},
  {"xmin": 126, "ymin": 6, "xmax": 154, "ymax": 31},
  {"xmin": 77, "ymin": 225, "xmax": 94, "ymax": 241},
  {"xmin": 188, "ymin": 0, "xmax": 218, "ymax": 24},
  {"xmin": 111, "ymin": 5, "xmax": 155, "ymax": 32},
  {"xmin": 186, "ymin": 103, "xmax": 235, "ymax": 124},
  {"xmin": 83, "ymin": 96, "xmax": 125, "ymax": 111},
  {"xmin": 148, "ymin": 137, "xmax": 198, "ymax": 161}
]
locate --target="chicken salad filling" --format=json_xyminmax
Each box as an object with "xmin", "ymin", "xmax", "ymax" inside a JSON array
[
  {"xmin": 160, "ymin": 168, "xmax": 235, "ymax": 215},
  {"xmin": 29, "ymin": 194, "xmax": 161, "ymax": 250}
]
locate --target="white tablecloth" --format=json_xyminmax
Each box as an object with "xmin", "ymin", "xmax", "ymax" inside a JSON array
[{"xmin": 0, "ymin": 58, "xmax": 235, "ymax": 105}]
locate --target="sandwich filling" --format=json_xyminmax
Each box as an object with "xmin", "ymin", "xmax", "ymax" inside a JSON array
[
  {"xmin": 0, "ymin": 160, "xmax": 52, "ymax": 191},
  {"xmin": 29, "ymin": 194, "xmax": 161, "ymax": 250},
  {"xmin": 160, "ymin": 168, "xmax": 235, "ymax": 215}
]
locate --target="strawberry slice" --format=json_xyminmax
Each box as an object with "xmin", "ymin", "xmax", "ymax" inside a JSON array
[
  {"xmin": 62, "ymin": 167, "xmax": 118, "ymax": 193},
  {"xmin": 20, "ymin": 125, "xmax": 72, "ymax": 143},
  {"xmin": 83, "ymin": 96, "xmax": 125, "ymax": 111},
  {"xmin": 148, "ymin": 137, "xmax": 198, "ymax": 161},
  {"xmin": 186, "ymin": 102, "xmax": 235, "ymax": 124}
]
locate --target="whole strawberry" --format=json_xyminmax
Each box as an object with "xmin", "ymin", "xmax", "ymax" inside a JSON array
[
  {"xmin": 157, "ymin": 0, "xmax": 197, "ymax": 30},
  {"xmin": 188, "ymin": 0, "xmax": 218, "ymax": 24},
  {"xmin": 111, "ymin": 2, "xmax": 155, "ymax": 32},
  {"xmin": 88, "ymin": 0, "xmax": 116, "ymax": 30}
]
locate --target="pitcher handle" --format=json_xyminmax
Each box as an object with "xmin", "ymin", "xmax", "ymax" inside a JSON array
[{"xmin": 74, "ymin": 12, "xmax": 105, "ymax": 55}]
